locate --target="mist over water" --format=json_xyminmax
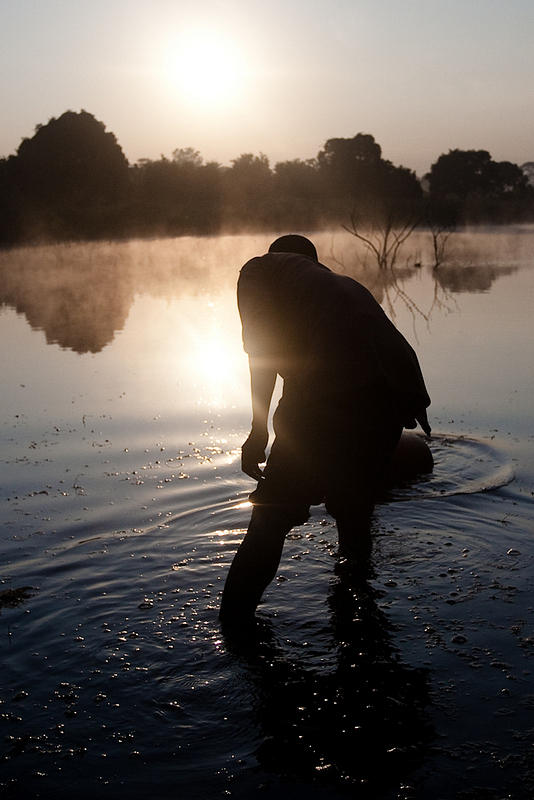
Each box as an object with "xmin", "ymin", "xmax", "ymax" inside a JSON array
[
  {"xmin": 1, "ymin": 227, "xmax": 530, "ymax": 352},
  {"xmin": 1, "ymin": 229, "xmax": 534, "ymax": 798}
]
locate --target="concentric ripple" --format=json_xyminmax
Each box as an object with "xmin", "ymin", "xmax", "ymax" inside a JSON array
[{"xmin": 388, "ymin": 433, "xmax": 515, "ymax": 501}]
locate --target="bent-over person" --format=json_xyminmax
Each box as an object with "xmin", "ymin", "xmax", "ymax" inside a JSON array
[{"xmin": 220, "ymin": 235, "xmax": 431, "ymax": 624}]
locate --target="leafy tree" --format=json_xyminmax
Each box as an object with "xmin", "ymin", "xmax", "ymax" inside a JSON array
[
  {"xmin": 129, "ymin": 156, "xmax": 179, "ymax": 232},
  {"xmin": 427, "ymin": 149, "xmax": 493, "ymax": 199},
  {"xmin": 130, "ymin": 154, "xmax": 222, "ymax": 235},
  {"xmin": 521, "ymin": 162, "xmax": 534, "ymax": 186},
  {"xmin": 222, "ymin": 153, "xmax": 274, "ymax": 228},
  {"xmin": 172, "ymin": 147, "xmax": 203, "ymax": 168},
  {"xmin": 0, "ymin": 155, "xmax": 23, "ymax": 243},
  {"xmin": 317, "ymin": 134, "xmax": 383, "ymax": 219},
  {"xmin": 319, "ymin": 134, "xmax": 423, "ymax": 269},
  {"xmin": 3, "ymin": 111, "xmax": 534, "ymax": 246},
  {"xmin": 272, "ymin": 159, "xmax": 322, "ymax": 228},
  {"xmin": 317, "ymin": 133, "xmax": 382, "ymax": 176},
  {"xmin": 316, "ymin": 133, "xmax": 421, "ymax": 226},
  {"xmin": 12, "ymin": 110, "xmax": 129, "ymax": 239},
  {"xmin": 426, "ymin": 149, "xmax": 533, "ymax": 223}
]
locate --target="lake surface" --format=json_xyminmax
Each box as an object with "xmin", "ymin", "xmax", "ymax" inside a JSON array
[{"xmin": 1, "ymin": 230, "xmax": 533, "ymax": 799}]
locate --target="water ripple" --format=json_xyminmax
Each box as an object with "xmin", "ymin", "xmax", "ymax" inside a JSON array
[{"xmin": 388, "ymin": 433, "xmax": 514, "ymax": 501}]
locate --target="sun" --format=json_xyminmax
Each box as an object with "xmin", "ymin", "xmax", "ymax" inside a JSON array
[{"xmin": 165, "ymin": 29, "xmax": 245, "ymax": 108}]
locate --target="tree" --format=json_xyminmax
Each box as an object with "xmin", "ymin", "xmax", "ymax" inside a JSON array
[
  {"xmin": 320, "ymin": 135, "xmax": 424, "ymax": 269},
  {"xmin": 317, "ymin": 133, "xmax": 422, "ymax": 229},
  {"xmin": 426, "ymin": 149, "xmax": 493, "ymax": 200},
  {"xmin": 130, "ymin": 153, "xmax": 222, "ymax": 235},
  {"xmin": 343, "ymin": 203, "xmax": 420, "ymax": 271},
  {"xmin": 172, "ymin": 147, "xmax": 203, "ymax": 168},
  {"xmin": 222, "ymin": 153, "xmax": 274, "ymax": 228},
  {"xmin": 521, "ymin": 162, "xmax": 534, "ymax": 186},
  {"xmin": 317, "ymin": 134, "xmax": 382, "ymax": 177},
  {"xmin": 0, "ymin": 155, "xmax": 23, "ymax": 243},
  {"xmin": 426, "ymin": 149, "xmax": 533, "ymax": 224},
  {"xmin": 272, "ymin": 159, "xmax": 321, "ymax": 228},
  {"xmin": 11, "ymin": 110, "xmax": 129, "ymax": 240},
  {"xmin": 427, "ymin": 217, "xmax": 454, "ymax": 269},
  {"xmin": 317, "ymin": 134, "xmax": 383, "ymax": 220}
]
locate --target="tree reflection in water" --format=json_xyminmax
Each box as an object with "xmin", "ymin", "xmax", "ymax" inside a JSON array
[
  {"xmin": 0, "ymin": 235, "xmax": 521, "ymax": 354},
  {"xmin": 328, "ymin": 234, "xmax": 520, "ymax": 330}
]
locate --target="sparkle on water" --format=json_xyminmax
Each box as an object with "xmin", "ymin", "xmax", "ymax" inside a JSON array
[{"xmin": 1, "ymin": 229, "xmax": 534, "ymax": 799}]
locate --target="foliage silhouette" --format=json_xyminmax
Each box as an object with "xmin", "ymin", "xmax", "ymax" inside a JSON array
[
  {"xmin": 425, "ymin": 148, "xmax": 533, "ymax": 225},
  {"xmin": 4, "ymin": 110, "xmax": 129, "ymax": 242},
  {"xmin": 129, "ymin": 153, "xmax": 222, "ymax": 235},
  {"xmin": 0, "ymin": 237, "xmax": 519, "ymax": 353},
  {"xmin": 1, "ymin": 113, "xmax": 534, "ymax": 247}
]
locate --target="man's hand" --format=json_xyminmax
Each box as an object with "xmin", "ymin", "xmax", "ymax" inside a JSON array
[
  {"xmin": 415, "ymin": 408, "xmax": 431, "ymax": 437},
  {"xmin": 241, "ymin": 429, "xmax": 269, "ymax": 480},
  {"xmin": 404, "ymin": 408, "xmax": 431, "ymax": 437}
]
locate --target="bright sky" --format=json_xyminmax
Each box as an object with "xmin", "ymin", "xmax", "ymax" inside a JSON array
[{"xmin": 1, "ymin": 0, "xmax": 533, "ymax": 176}]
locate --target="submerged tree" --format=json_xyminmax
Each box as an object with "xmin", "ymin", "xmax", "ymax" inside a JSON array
[
  {"xmin": 314, "ymin": 133, "xmax": 423, "ymax": 269},
  {"xmin": 340, "ymin": 146, "xmax": 423, "ymax": 270},
  {"xmin": 428, "ymin": 220, "xmax": 454, "ymax": 269},
  {"xmin": 344, "ymin": 210, "xmax": 420, "ymax": 271},
  {"xmin": 423, "ymin": 196, "xmax": 457, "ymax": 268}
]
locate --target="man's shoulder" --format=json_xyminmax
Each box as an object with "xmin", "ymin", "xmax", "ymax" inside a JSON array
[
  {"xmin": 237, "ymin": 256, "xmax": 270, "ymax": 301},
  {"xmin": 238, "ymin": 254, "xmax": 383, "ymax": 322},
  {"xmin": 238, "ymin": 253, "xmax": 275, "ymax": 286},
  {"xmin": 238, "ymin": 252, "xmax": 326, "ymax": 297},
  {"xmin": 240, "ymin": 254, "xmax": 268, "ymax": 272},
  {"xmin": 240, "ymin": 251, "xmax": 315, "ymax": 272}
]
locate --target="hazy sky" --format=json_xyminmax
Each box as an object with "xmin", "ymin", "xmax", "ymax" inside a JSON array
[{"xmin": 2, "ymin": 0, "xmax": 533, "ymax": 176}]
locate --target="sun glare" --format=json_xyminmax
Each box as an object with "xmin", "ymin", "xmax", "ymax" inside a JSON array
[
  {"xmin": 165, "ymin": 29, "xmax": 245, "ymax": 108},
  {"xmin": 195, "ymin": 337, "xmax": 237, "ymax": 384},
  {"xmin": 183, "ymin": 303, "xmax": 247, "ymax": 407}
]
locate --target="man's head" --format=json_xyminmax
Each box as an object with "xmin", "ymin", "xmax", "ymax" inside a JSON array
[{"xmin": 268, "ymin": 234, "xmax": 318, "ymax": 262}]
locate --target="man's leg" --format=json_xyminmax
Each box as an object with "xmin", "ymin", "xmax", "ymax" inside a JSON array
[
  {"xmin": 219, "ymin": 505, "xmax": 301, "ymax": 623},
  {"xmin": 327, "ymin": 419, "xmax": 403, "ymax": 560},
  {"xmin": 327, "ymin": 493, "xmax": 374, "ymax": 562}
]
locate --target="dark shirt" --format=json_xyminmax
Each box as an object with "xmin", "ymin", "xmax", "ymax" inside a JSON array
[{"xmin": 237, "ymin": 252, "xmax": 430, "ymax": 425}]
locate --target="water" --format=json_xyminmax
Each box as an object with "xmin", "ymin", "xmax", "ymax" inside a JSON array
[{"xmin": 1, "ymin": 230, "xmax": 533, "ymax": 799}]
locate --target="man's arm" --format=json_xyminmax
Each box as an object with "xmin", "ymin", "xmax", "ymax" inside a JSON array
[{"xmin": 241, "ymin": 356, "xmax": 276, "ymax": 480}]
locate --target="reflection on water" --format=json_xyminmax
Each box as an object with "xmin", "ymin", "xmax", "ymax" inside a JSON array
[
  {"xmin": 236, "ymin": 568, "xmax": 432, "ymax": 795},
  {"xmin": 434, "ymin": 263, "xmax": 518, "ymax": 294},
  {"xmin": 0, "ymin": 230, "xmax": 525, "ymax": 354},
  {"xmin": 0, "ymin": 236, "xmax": 259, "ymax": 353},
  {"xmin": 1, "ymin": 229, "xmax": 534, "ymax": 798}
]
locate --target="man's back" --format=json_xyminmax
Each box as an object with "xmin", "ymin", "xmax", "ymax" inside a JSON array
[{"xmin": 237, "ymin": 251, "xmax": 430, "ymax": 422}]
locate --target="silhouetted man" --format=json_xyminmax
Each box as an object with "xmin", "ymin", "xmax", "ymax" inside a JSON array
[{"xmin": 220, "ymin": 235, "xmax": 431, "ymax": 623}]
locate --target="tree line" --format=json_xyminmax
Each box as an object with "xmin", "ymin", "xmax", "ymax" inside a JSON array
[{"xmin": 1, "ymin": 109, "xmax": 533, "ymax": 246}]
